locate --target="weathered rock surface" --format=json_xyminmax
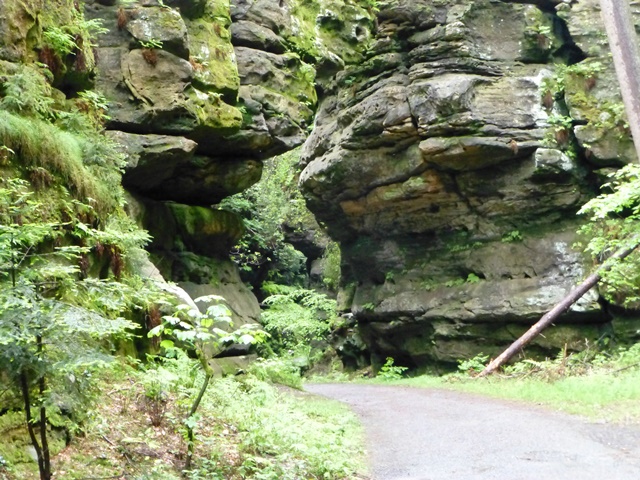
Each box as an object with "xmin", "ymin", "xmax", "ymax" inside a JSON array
[
  {"xmin": 79, "ymin": 0, "xmax": 358, "ymax": 342},
  {"xmin": 299, "ymin": 0, "xmax": 639, "ymax": 368},
  {"xmin": 84, "ymin": 0, "xmax": 374, "ymax": 208},
  {"xmin": 126, "ymin": 193, "xmax": 259, "ymax": 330},
  {"xmin": 5, "ymin": 0, "xmax": 637, "ymax": 368},
  {"xmin": 112, "ymin": 131, "xmax": 262, "ymax": 205}
]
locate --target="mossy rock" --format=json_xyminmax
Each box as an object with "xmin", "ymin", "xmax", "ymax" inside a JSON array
[
  {"xmin": 186, "ymin": 16, "xmax": 240, "ymax": 100},
  {"xmin": 125, "ymin": 5, "xmax": 190, "ymax": 59},
  {"xmin": 141, "ymin": 201, "xmax": 245, "ymax": 257},
  {"xmin": 118, "ymin": 48, "xmax": 242, "ymax": 139},
  {"xmin": 0, "ymin": 0, "xmax": 39, "ymax": 62},
  {"xmin": 519, "ymin": 5, "xmax": 562, "ymax": 63},
  {"xmin": 0, "ymin": 0, "xmax": 97, "ymax": 90},
  {"xmin": 286, "ymin": 0, "xmax": 374, "ymax": 66},
  {"xmin": 563, "ymin": 59, "xmax": 636, "ymax": 165},
  {"xmin": 183, "ymin": 88, "xmax": 243, "ymax": 151},
  {"xmin": 209, "ymin": 354, "xmax": 259, "ymax": 377}
]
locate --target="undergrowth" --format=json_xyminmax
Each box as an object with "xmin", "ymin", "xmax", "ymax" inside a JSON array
[{"xmin": 2, "ymin": 356, "xmax": 366, "ymax": 480}]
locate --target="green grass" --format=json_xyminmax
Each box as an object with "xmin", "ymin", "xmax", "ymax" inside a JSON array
[
  {"xmin": 0, "ymin": 110, "xmax": 119, "ymax": 214},
  {"xmin": 206, "ymin": 377, "xmax": 366, "ymax": 480},
  {"xmin": 0, "ymin": 357, "xmax": 367, "ymax": 480},
  {"xmin": 397, "ymin": 369, "xmax": 640, "ymax": 423}
]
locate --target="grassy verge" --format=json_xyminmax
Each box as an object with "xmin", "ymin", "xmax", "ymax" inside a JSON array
[
  {"xmin": 399, "ymin": 369, "xmax": 640, "ymax": 424},
  {"xmin": 369, "ymin": 347, "xmax": 640, "ymax": 425}
]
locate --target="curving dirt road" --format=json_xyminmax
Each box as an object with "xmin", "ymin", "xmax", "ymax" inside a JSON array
[{"xmin": 306, "ymin": 383, "xmax": 640, "ymax": 480}]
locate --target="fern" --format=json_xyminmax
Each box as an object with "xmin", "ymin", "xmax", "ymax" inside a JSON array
[
  {"xmin": 0, "ymin": 65, "xmax": 55, "ymax": 119},
  {"xmin": 43, "ymin": 26, "xmax": 77, "ymax": 56},
  {"xmin": 260, "ymin": 285, "xmax": 338, "ymax": 357},
  {"xmin": 0, "ymin": 179, "xmax": 144, "ymax": 479}
]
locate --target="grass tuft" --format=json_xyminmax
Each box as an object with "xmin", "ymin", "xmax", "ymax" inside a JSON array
[
  {"xmin": 0, "ymin": 110, "xmax": 119, "ymax": 214},
  {"xmin": 377, "ymin": 345, "xmax": 640, "ymax": 424}
]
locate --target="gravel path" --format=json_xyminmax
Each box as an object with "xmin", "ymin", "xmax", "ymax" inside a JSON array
[{"xmin": 306, "ymin": 383, "xmax": 640, "ymax": 480}]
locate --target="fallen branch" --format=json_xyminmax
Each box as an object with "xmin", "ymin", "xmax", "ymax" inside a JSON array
[{"xmin": 478, "ymin": 241, "xmax": 640, "ymax": 377}]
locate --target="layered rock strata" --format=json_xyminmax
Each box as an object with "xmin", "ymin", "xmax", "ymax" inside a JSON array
[
  {"xmin": 300, "ymin": 0, "xmax": 639, "ymax": 368},
  {"xmin": 82, "ymin": 0, "xmax": 374, "ymax": 330}
]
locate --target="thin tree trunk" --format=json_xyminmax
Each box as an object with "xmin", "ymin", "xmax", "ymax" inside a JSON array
[
  {"xmin": 37, "ymin": 336, "xmax": 51, "ymax": 478},
  {"xmin": 599, "ymin": 0, "xmax": 640, "ymax": 162},
  {"xmin": 184, "ymin": 372, "xmax": 212, "ymax": 472},
  {"xmin": 479, "ymin": 242, "xmax": 639, "ymax": 377},
  {"xmin": 20, "ymin": 372, "xmax": 48, "ymax": 480}
]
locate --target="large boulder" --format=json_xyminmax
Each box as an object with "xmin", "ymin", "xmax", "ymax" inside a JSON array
[{"xmin": 113, "ymin": 131, "xmax": 262, "ymax": 205}]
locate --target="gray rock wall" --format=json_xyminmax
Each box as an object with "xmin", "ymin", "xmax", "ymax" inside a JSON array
[
  {"xmin": 299, "ymin": 0, "xmax": 639, "ymax": 368},
  {"xmin": 81, "ymin": 0, "xmax": 374, "ymax": 328},
  {"xmin": 3, "ymin": 0, "xmax": 635, "ymax": 367}
]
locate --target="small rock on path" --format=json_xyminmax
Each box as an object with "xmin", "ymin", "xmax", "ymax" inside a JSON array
[{"xmin": 306, "ymin": 383, "xmax": 640, "ymax": 480}]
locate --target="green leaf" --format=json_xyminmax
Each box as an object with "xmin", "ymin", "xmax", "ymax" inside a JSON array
[{"xmin": 148, "ymin": 324, "xmax": 165, "ymax": 337}]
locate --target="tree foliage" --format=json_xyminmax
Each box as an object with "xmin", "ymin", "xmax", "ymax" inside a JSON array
[
  {"xmin": 148, "ymin": 295, "xmax": 265, "ymax": 471},
  {"xmin": 260, "ymin": 283, "xmax": 339, "ymax": 358},
  {"xmin": 578, "ymin": 164, "xmax": 640, "ymax": 307},
  {"xmin": 218, "ymin": 148, "xmax": 314, "ymax": 284},
  {"xmin": 0, "ymin": 179, "xmax": 143, "ymax": 479}
]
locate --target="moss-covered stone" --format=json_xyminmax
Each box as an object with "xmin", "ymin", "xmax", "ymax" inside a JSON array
[
  {"xmin": 184, "ymin": 87, "xmax": 243, "ymax": 136},
  {"xmin": 520, "ymin": 6, "xmax": 562, "ymax": 63},
  {"xmin": 0, "ymin": 0, "xmax": 99, "ymax": 90},
  {"xmin": 125, "ymin": 5, "xmax": 190, "ymax": 59},
  {"xmin": 136, "ymin": 199, "xmax": 245, "ymax": 258},
  {"xmin": 186, "ymin": 17, "xmax": 240, "ymax": 100},
  {"xmin": 116, "ymin": 48, "xmax": 242, "ymax": 143},
  {"xmin": 0, "ymin": 0, "xmax": 39, "ymax": 62}
]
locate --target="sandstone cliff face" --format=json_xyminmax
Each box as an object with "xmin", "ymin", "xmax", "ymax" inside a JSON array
[
  {"xmin": 299, "ymin": 0, "xmax": 639, "ymax": 368},
  {"xmin": 80, "ymin": 0, "xmax": 374, "ymax": 330}
]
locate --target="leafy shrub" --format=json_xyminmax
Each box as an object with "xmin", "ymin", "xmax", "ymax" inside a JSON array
[
  {"xmin": 149, "ymin": 295, "xmax": 265, "ymax": 470},
  {"xmin": 0, "ymin": 95, "xmax": 125, "ymax": 214},
  {"xmin": 248, "ymin": 357, "xmax": 303, "ymax": 389},
  {"xmin": 138, "ymin": 365, "xmax": 179, "ymax": 426},
  {"xmin": 577, "ymin": 164, "xmax": 640, "ymax": 306},
  {"xmin": 377, "ymin": 357, "xmax": 408, "ymax": 380},
  {"xmin": 123, "ymin": 355, "xmax": 365, "ymax": 479},
  {"xmin": 501, "ymin": 230, "xmax": 523, "ymax": 243},
  {"xmin": 260, "ymin": 283, "xmax": 338, "ymax": 356},
  {"xmin": 0, "ymin": 65, "xmax": 54, "ymax": 119},
  {"xmin": 0, "ymin": 179, "xmax": 140, "ymax": 480},
  {"xmin": 457, "ymin": 353, "xmax": 490, "ymax": 375},
  {"xmin": 219, "ymin": 148, "xmax": 315, "ymax": 284}
]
